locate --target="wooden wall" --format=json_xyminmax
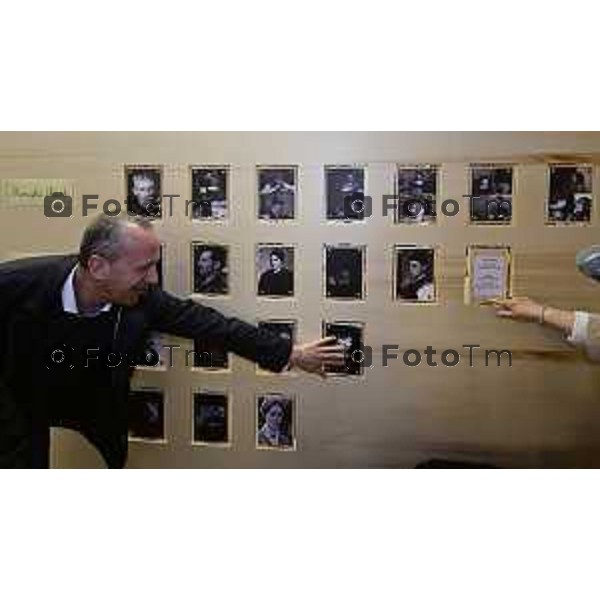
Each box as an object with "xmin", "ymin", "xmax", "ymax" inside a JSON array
[{"xmin": 1, "ymin": 132, "xmax": 600, "ymax": 468}]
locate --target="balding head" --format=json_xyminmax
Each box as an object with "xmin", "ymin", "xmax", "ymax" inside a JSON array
[{"xmin": 78, "ymin": 215, "xmax": 161, "ymax": 306}]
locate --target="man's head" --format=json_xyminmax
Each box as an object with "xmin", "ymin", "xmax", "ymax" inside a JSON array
[
  {"xmin": 269, "ymin": 249, "xmax": 285, "ymax": 271},
  {"xmin": 197, "ymin": 248, "xmax": 221, "ymax": 277},
  {"xmin": 131, "ymin": 173, "xmax": 156, "ymax": 206},
  {"xmin": 78, "ymin": 215, "xmax": 161, "ymax": 306}
]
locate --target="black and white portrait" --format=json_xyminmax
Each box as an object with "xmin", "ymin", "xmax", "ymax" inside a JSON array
[
  {"xmin": 193, "ymin": 392, "xmax": 229, "ymax": 445},
  {"xmin": 192, "ymin": 243, "xmax": 229, "ymax": 295},
  {"xmin": 322, "ymin": 322, "xmax": 365, "ymax": 376},
  {"xmin": 128, "ymin": 389, "xmax": 165, "ymax": 442},
  {"xmin": 191, "ymin": 339, "xmax": 229, "ymax": 370},
  {"xmin": 190, "ymin": 167, "xmax": 228, "ymax": 220},
  {"xmin": 548, "ymin": 165, "xmax": 592, "ymax": 223},
  {"xmin": 396, "ymin": 166, "xmax": 437, "ymax": 224},
  {"xmin": 258, "ymin": 167, "xmax": 296, "ymax": 220},
  {"xmin": 325, "ymin": 245, "xmax": 365, "ymax": 299},
  {"xmin": 470, "ymin": 166, "xmax": 513, "ymax": 223},
  {"xmin": 256, "ymin": 394, "xmax": 296, "ymax": 450},
  {"xmin": 258, "ymin": 320, "xmax": 296, "ymax": 345},
  {"xmin": 257, "ymin": 245, "xmax": 294, "ymax": 297},
  {"xmin": 394, "ymin": 246, "xmax": 436, "ymax": 303},
  {"xmin": 126, "ymin": 166, "xmax": 162, "ymax": 219},
  {"xmin": 325, "ymin": 166, "xmax": 366, "ymax": 220}
]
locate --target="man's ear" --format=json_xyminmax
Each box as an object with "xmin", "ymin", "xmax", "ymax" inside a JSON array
[{"xmin": 87, "ymin": 255, "xmax": 112, "ymax": 280}]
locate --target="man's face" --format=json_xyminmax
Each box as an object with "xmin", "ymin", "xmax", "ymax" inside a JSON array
[
  {"xmin": 198, "ymin": 251, "xmax": 216, "ymax": 277},
  {"xmin": 409, "ymin": 260, "xmax": 422, "ymax": 278},
  {"xmin": 270, "ymin": 254, "xmax": 283, "ymax": 271},
  {"xmin": 95, "ymin": 226, "xmax": 161, "ymax": 306},
  {"xmin": 132, "ymin": 176, "xmax": 156, "ymax": 205}
]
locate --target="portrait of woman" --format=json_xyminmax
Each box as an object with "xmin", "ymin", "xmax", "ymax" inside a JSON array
[{"xmin": 256, "ymin": 394, "xmax": 295, "ymax": 450}]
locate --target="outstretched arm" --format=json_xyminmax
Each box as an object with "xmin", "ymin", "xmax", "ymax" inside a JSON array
[
  {"xmin": 492, "ymin": 297, "xmax": 575, "ymax": 335},
  {"xmin": 144, "ymin": 289, "xmax": 345, "ymax": 375}
]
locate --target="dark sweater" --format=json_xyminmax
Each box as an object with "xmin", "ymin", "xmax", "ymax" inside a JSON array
[{"xmin": 0, "ymin": 254, "xmax": 292, "ymax": 468}]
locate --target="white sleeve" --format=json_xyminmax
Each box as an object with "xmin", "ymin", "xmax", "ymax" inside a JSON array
[{"xmin": 566, "ymin": 311, "xmax": 590, "ymax": 346}]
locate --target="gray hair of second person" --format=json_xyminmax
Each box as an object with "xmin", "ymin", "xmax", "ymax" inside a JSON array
[{"xmin": 78, "ymin": 214, "xmax": 154, "ymax": 268}]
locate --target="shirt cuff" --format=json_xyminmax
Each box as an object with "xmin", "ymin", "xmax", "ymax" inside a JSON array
[{"xmin": 566, "ymin": 311, "xmax": 590, "ymax": 345}]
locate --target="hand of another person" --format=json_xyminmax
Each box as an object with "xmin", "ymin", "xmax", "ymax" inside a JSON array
[
  {"xmin": 491, "ymin": 297, "xmax": 544, "ymax": 322},
  {"xmin": 289, "ymin": 337, "xmax": 346, "ymax": 377}
]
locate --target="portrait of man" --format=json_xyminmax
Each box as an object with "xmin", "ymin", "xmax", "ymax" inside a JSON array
[
  {"xmin": 325, "ymin": 245, "xmax": 365, "ymax": 299},
  {"xmin": 193, "ymin": 392, "xmax": 229, "ymax": 445},
  {"xmin": 190, "ymin": 168, "xmax": 228, "ymax": 220},
  {"xmin": 256, "ymin": 394, "xmax": 295, "ymax": 450},
  {"xmin": 325, "ymin": 166, "xmax": 365, "ymax": 220},
  {"xmin": 126, "ymin": 167, "xmax": 162, "ymax": 219},
  {"xmin": 128, "ymin": 389, "xmax": 165, "ymax": 442},
  {"xmin": 257, "ymin": 245, "xmax": 294, "ymax": 297},
  {"xmin": 192, "ymin": 243, "xmax": 229, "ymax": 295},
  {"xmin": 395, "ymin": 246, "xmax": 436, "ymax": 303},
  {"xmin": 258, "ymin": 167, "xmax": 296, "ymax": 220},
  {"xmin": 396, "ymin": 166, "xmax": 437, "ymax": 224},
  {"xmin": 470, "ymin": 166, "xmax": 513, "ymax": 223},
  {"xmin": 548, "ymin": 165, "xmax": 592, "ymax": 223}
]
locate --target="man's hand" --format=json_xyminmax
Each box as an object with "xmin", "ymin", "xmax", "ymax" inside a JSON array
[
  {"xmin": 289, "ymin": 337, "xmax": 346, "ymax": 377},
  {"xmin": 491, "ymin": 297, "xmax": 544, "ymax": 322}
]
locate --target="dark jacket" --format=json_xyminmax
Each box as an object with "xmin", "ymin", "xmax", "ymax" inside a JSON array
[{"xmin": 0, "ymin": 254, "xmax": 292, "ymax": 468}]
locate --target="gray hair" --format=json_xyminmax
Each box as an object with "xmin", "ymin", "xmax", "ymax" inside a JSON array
[{"xmin": 78, "ymin": 214, "xmax": 153, "ymax": 268}]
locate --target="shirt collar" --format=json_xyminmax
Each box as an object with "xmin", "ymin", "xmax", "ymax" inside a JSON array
[{"xmin": 61, "ymin": 265, "xmax": 112, "ymax": 316}]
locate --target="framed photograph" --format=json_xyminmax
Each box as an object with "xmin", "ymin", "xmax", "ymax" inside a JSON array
[
  {"xmin": 256, "ymin": 393, "xmax": 296, "ymax": 451},
  {"xmin": 189, "ymin": 167, "xmax": 229, "ymax": 221},
  {"xmin": 125, "ymin": 166, "xmax": 162, "ymax": 219},
  {"xmin": 325, "ymin": 166, "xmax": 366, "ymax": 221},
  {"xmin": 396, "ymin": 166, "xmax": 438, "ymax": 224},
  {"xmin": 322, "ymin": 321, "xmax": 365, "ymax": 376},
  {"xmin": 257, "ymin": 166, "xmax": 296, "ymax": 221},
  {"xmin": 256, "ymin": 244, "xmax": 295, "ymax": 297},
  {"xmin": 325, "ymin": 244, "xmax": 365, "ymax": 300},
  {"xmin": 547, "ymin": 165, "xmax": 593, "ymax": 224},
  {"xmin": 469, "ymin": 165, "xmax": 513, "ymax": 224},
  {"xmin": 191, "ymin": 243, "xmax": 229, "ymax": 296},
  {"xmin": 193, "ymin": 392, "xmax": 230, "ymax": 446},
  {"xmin": 128, "ymin": 388, "xmax": 165, "ymax": 442},
  {"xmin": 466, "ymin": 245, "xmax": 512, "ymax": 305},
  {"xmin": 394, "ymin": 245, "xmax": 437, "ymax": 303},
  {"xmin": 257, "ymin": 320, "xmax": 297, "ymax": 374},
  {"xmin": 190, "ymin": 338, "xmax": 230, "ymax": 371}
]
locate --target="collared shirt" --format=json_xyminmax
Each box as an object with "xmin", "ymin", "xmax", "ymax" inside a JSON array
[{"xmin": 61, "ymin": 265, "xmax": 112, "ymax": 316}]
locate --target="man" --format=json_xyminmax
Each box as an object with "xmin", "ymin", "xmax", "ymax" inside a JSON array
[
  {"xmin": 492, "ymin": 246, "xmax": 600, "ymax": 361},
  {"xmin": 0, "ymin": 215, "xmax": 345, "ymax": 468},
  {"xmin": 127, "ymin": 171, "xmax": 160, "ymax": 218},
  {"xmin": 194, "ymin": 247, "xmax": 228, "ymax": 295},
  {"xmin": 258, "ymin": 249, "xmax": 294, "ymax": 296}
]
